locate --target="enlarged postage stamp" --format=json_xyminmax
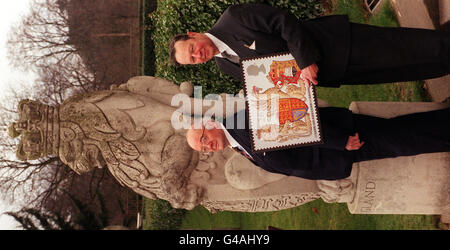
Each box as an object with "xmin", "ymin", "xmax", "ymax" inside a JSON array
[{"xmin": 241, "ymin": 53, "xmax": 322, "ymax": 153}]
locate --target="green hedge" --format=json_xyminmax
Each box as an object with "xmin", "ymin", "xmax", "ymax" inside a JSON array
[
  {"xmin": 142, "ymin": 199, "xmax": 186, "ymax": 230},
  {"xmin": 147, "ymin": 0, "xmax": 325, "ymax": 95}
]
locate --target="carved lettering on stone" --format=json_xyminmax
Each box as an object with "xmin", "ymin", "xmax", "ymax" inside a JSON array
[
  {"xmin": 360, "ymin": 181, "xmax": 376, "ymax": 213},
  {"xmin": 201, "ymin": 193, "xmax": 321, "ymax": 213}
]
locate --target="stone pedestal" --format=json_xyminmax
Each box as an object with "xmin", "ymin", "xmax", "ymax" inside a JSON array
[
  {"xmin": 11, "ymin": 76, "xmax": 449, "ymax": 216},
  {"xmin": 199, "ymin": 148, "xmax": 322, "ymax": 213},
  {"xmin": 346, "ymin": 102, "xmax": 450, "ymax": 215}
]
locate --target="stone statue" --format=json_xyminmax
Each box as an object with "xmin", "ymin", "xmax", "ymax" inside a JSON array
[
  {"xmin": 9, "ymin": 76, "xmax": 449, "ymax": 218},
  {"xmin": 9, "ymin": 76, "xmax": 321, "ymax": 212}
]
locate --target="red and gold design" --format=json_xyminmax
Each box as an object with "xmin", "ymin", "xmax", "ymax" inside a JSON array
[
  {"xmin": 241, "ymin": 52, "xmax": 322, "ymax": 152},
  {"xmin": 278, "ymin": 98, "xmax": 308, "ymax": 125},
  {"xmin": 268, "ymin": 60, "xmax": 302, "ymax": 87}
]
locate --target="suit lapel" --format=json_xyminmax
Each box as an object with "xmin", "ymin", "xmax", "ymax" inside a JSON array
[
  {"xmin": 232, "ymin": 37, "xmax": 259, "ymax": 58},
  {"xmin": 223, "ymin": 111, "xmax": 257, "ymax": 160},
  {"xmin": 209, "ymin": 27, "xmax": 259, "ymax": 60}
]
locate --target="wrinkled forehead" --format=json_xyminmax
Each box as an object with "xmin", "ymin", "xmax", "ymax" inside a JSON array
[
  {"xmin": 186, "ymin": 128, "xmax": 203, "ymax": 150},
  {"xmin": 174, "ymin": 39, "xmax": 193, "ymax": 64}
]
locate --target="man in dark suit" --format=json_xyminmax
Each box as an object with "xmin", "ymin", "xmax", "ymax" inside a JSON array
[
  {"xmin": 170, "ymin": 3, "xmax": 449, "ymax": 87},
  {"xmin": 186, "ymin": 107, "xmax": 450, "ymax": 180}
]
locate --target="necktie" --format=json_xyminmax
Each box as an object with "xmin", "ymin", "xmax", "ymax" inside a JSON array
[
  {"xmin": 232, "ymin": 146, "xmax": 254, "ymax": 161},
  {"xmin": 221, "ymin": 51, "xmax": 240, "ymax": 64}
]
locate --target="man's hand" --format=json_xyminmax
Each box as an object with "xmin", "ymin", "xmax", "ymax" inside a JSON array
[
  {"xmin": 300, "ymin": 63, "xmax": 319, "ymax": 87},
  {"xmin": 345, "ymin": 133, "xmax": 365, "ymax": 151}
]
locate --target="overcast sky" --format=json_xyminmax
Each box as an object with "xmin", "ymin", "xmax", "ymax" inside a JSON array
[
  {"xmin": 0, "ymin": 0, "xmax": 35, "ymax": 230},
  {"xmin": 0, "ymin": 0, "xmax": 36, "ymax": 98}
]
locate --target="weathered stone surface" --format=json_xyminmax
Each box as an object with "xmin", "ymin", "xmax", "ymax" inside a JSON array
[
  {"xmin": 346, "ymin": 102, "xmax": 450, "ymax": 214},
  {"xmin": 10, "ymin": 76, "xmax": 449, "ymax": 215},
  {"xmin": 9, "ymin": 76, "xmax": 322, "ymax": 212}
]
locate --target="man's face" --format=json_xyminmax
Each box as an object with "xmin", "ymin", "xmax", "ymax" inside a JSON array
[
  {"xmin": 174, "ymin": 32, "xmax": 219, "ymax": 65},
  {"xmin": 186, "ymin": 126, "xmax": 229, "ymax": 153}
]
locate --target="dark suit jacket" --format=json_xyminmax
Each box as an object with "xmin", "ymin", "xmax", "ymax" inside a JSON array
[
  {"xmin": 224, "ymin": 107, "xmax": 355, "ymax": 180},
  {"xmin": 208, "ymin": 3, "xmax": 351, "ymax": 87}
]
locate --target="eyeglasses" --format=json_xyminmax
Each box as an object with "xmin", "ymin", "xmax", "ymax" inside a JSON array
[{"xmin": 199, "ymin": 127, "xmax": 209, "ymax": 153}]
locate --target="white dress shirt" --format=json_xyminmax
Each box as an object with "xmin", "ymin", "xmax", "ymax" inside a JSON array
[
  {"xmin": 218, "ymin": 123, "xmax": 251, "ymax": 156},
  {"xmin": 205, "ymin": 33, "xmax": 238, "ymax": 57}
]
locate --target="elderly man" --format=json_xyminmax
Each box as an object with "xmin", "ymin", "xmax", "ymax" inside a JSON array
[
  {"xmin": 186, "ymin": 107, "xmax": 450, "ymax": 180},
  {"xmin": 170, "ymin": 3, "xmax": 449, "ymax": 87}
]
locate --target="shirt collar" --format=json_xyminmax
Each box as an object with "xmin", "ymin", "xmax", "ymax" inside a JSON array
[
  {"xmin": 205, "ymin": 33, "xmax": 229, "ymax": 57},
  {"xmin": 218, "ymin": 122, "xmax": 242, "ymax": 149}
]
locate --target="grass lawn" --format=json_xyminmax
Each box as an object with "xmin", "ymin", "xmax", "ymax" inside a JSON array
[
  {"xmin": 180, "ymin": 200, "xmax": 438, "ymax": 230},
  {"xmin": 141, "ymin": 0, "xmax": 438, "ymax": 230}
]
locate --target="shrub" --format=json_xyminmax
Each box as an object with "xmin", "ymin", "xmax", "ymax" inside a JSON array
[{"xmin": 142, "ymin": 198, "xmax": 186, "ymax": 230}]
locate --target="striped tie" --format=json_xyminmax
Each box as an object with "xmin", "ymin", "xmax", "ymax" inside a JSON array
[{"xmin": 221, "ymin": 51, "xmax": 240, "ymax": 64}]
